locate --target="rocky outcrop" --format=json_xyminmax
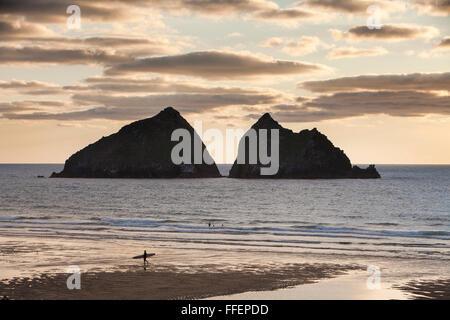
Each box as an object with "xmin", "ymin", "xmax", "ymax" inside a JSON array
[
  {"xmin": 229, "ymin": 113, "xmax": 380, "ymax": 179},
  {"xmin": 51, "ymin": 107, "xmax": 221, "ymax": 178}
]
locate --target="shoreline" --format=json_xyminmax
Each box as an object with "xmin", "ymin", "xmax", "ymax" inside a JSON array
[
  {"xmin": 1, "ymin": 234, "xmax": 448, "ymax": 300},
  {"xmin": 3, "ymin": 264, "xmax": 449, "ymax": 300},
  {"xmin": 209, "ymin": 272, "xmax": 410, "ymax": 300},
  {"xmin": 396, "ymin": 279, "xmax": 450, "ymax": 300},
  {"xmin": 0, "ymin": 263, "xmax": 361, "ymax": 300}
]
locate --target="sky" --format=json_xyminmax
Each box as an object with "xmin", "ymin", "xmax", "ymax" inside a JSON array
[{"xmin": 0, "ymin": 0, "xmax": 449, "ymax": 164}]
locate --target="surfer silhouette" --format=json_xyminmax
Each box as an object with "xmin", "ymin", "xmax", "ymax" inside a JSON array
[{"xmin": 132, "ymin": 250, "xmax": 155, "ymax": 269}]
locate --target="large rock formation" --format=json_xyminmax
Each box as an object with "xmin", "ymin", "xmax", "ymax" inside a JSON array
[
  {"xmin": 229, "ymin": 113, "xmax": 380, "ymax": 179},
  {"xmin": 51, "ymin": 107, "xmax": 221, "ymax": 178}
]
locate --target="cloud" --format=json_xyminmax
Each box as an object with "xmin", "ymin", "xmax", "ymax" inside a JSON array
[
  {"xmin": 36, "ymin": 37, "xmax": 180, "ymax": 57},
  {"xmin": 0, "ymin": 75, "xmax": 286, "ymax": 101},
  {"xmin": 327, "ymin": 46, "xmax": 388, "ymax": 59},
  {"xmin": 268, "ymin": 91, "xmax": 450, "ymax": 123},
  {"xmin": 72, "ymin": 92, "xmax": 280, "ymax": 109},
  {"xmin": 1, "ymin": 1, "xmax": 447, "ymax": 126},
  {"xmin": 0, "ymin": 100, "xmax": 67, "ymax": 113},
  {"xmin": 147, "ymin": 0, "xmax": 318, "ymax": 24},
  {"xmin": 305, "ymin": 91, "xmax": 450, "ymax": 116},
  {"xmin": 1, "ymin": 75, "xmax": 290, "ymax": 121},
  {"xmin": 38, "ymin": 36, "xmax": 175, "ymax": 48},
  {"xmin": 3, "ymin": 107, "xmax": 114, "ymax": 121},
  {"xmin": 0, "ymin": 0, "xmax": 131, "ymax": 23},
  {"xmin": 104, "ymin": 51, "xmax": 328, "ymax": 80},
  {"xmin": 0, "ymin": 79, "xmax": 63, "ymax": 95},
  {"xmin": 303, "ymin": 0, "xmax": 369, "ymax": 13},
  {"xmin": 148, "ymin": 0, "xmax": 277, "ymax": 15},
  {"xmin": 433, "ymin": 36, "xmax": 450, "ymax": 50},
  {"xmin": 0, "ymin": 0, "xmax": 318, "ymax": 26},
  {"xmin": 298, "ymin": 72, "xmax": 450, "ymax": 93},
  {"xmin": 260, "ymin": 36, "xmax": 328, "ymax": 56},
  {"xmin": 0, "ymin": 0, "xmax": 416, "ymax": 31},
  {"xmin": 0, "ymin": 14, "xmax": 185, "ymax": 58},
  {"xmin": 0, "ymin": 18, "xmax": 183, "ymax": 56},
  {"xmin": 260, "ymin": 37, "xmax": 284, "ymax": 47},
  {"xmin": 279, "ymin": 72, "xmax": 450, "ymax": 122},
  {"xmin": 249, "ymin": 7, "xmax": 317, "ymax": 26},
  {"xmin": 412, "ymin": 0, "xmax": 450, "ymax": 16},
  {"xmin": 0, "ymin": 101, "xmax": 38, "ymax": 113},
  {"xmin": 227, "ymin": 32, "xmax": 243, "ymax": 38},
  {"xmin": 67, "ymin": 76, "xmax": 277, "ymax": 96},
  {"xmin": 9, "ymin": 72, "xmax": 449, "ymax": 123},
  {"xmin": 2, "ymin": 90, "xmax": 283, "ymax": 121},
  {"xmin": 260, "ymin": 36, "xmax": 327, "ymax": 56},
  {"xmin": 0, "ymin": 46, "xmax": 129, "ymax": 65},
  {"xmin": 282, "ymin": 36, "xmax": 327, "ymax": 57},
  {"xmin": 415, "ymin": 36, "xmax": 450, "ymax": 58},
  {"xmin": 303, "ymin": 0, "xmax": 405, "ymax": 14},
  {"xmin": 330, "ymin": 24, "xmax": 440, "ymax": 42},
  {"xmin": 272, "ymin": 104, "xmax": 302, "ymax": 112},
  {"xmin": 0, "ymin": 19, "xmax": 57, "ymax": 39}
]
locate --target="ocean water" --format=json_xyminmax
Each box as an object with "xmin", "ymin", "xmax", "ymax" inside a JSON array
[{"xmin": 0, "ymin": 164, "xmax": 449, "ymax": 263}]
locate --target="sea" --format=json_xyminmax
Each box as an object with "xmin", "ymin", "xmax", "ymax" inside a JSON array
[{"xmin": 0, "ymin": 164, "xmax": 448, "ymax": 265}]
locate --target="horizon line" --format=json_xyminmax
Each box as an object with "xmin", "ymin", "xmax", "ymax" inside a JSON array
[{"xmin": 1, "ymin": 163, "xmax": 450, "ymax": 166}]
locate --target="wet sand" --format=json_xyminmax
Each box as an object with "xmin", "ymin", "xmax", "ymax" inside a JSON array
[
  {"xmin": 396, "ymin": 278, "xmax": 450, "ymax": 300},
  {"xmin": 3, "ymin": 265, "xmax": 449, "ymax": 300},
  {"xmin": 210, "ymin": 272, "xmax": 409, "ymax": 300},
  {"xmin": 0, "ymin": 263, "xmax": 361, "ymax": 300},
  {"xmin": 1, "ymin": 234, "xmax": 448, "ymax": 300}
]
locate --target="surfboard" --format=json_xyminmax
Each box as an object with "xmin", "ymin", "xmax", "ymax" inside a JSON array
[{"xmin": 132, "ymin": 253, "xmax": 156, "ymax": 259}]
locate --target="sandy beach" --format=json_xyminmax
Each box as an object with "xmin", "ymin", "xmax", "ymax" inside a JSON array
[
  {"xmin": 2, "ymin": 265, "xmax": 449, "ymax": 300},
  {"xmin": 1, "ymin": 234, "xmax": 448, "ymax": 300},
  {"xmin": 396, "ymin": 279, "xmax": 450, "ymax": 300},
  {"xmin": 0, "ymin": 262, "xmax": 361, "ymax": 300},
  {"xmin": 0, "ymin": 234, "xmax": 359, "ymax": 299}
]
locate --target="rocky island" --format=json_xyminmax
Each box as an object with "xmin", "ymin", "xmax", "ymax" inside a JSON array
[
  {"xmin": 229, "ymin": 113, "xmax": 380, "ymax": 179},
  {"xmin": 51, "ymin": 107, "xmax": 221, "ymax": 178}
]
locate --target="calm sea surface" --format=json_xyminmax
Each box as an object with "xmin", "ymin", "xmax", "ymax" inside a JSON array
[{"xmin": 0, "ymin": 164, "xmax": 449, "ymax": 262}]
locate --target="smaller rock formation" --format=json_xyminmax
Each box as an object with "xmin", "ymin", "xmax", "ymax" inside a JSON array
[{"xmin": 229, "ymin": 113, "xmax": 381, "ymax": 179}]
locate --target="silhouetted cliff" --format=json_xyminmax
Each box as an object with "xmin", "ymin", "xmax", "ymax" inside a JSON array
[
  {"xmin": 51, "ymin": 107, "xmax": 221, "ymax": 178},
  {"xmin": 229, "ymin": 113, "xmax": 380, "ymax": 179}
]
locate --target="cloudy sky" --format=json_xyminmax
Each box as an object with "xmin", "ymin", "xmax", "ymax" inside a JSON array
[{"xmin": 0, "ymin": 0, "xmax": 449, "ymax": 164}]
